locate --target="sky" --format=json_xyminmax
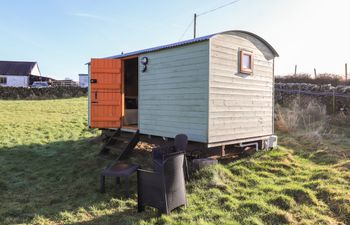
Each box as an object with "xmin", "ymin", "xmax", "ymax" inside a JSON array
[{"xmin": 1, "ymin": 0, "xmax": 350, "ymax": 80}]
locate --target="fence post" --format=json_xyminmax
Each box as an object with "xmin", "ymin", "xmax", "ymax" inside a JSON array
[
  {"xmin": 332, "ymin": 89, "xmax": 336, "ymax": 114},
  {"xmin": 298, "ymin": 83, "xmax": 301, "ymax": 105},
  {"xmin": 314, "ymin": 68, "xmax": 317, "ymax": 78},
  {"xmin": 345, "ymin": 63, "xmax": 348, "ymax": 84}
]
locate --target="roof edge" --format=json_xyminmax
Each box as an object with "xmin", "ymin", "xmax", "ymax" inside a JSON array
[
  {"xmin": 105, "ymin": 34, "xmax": 214, "ymax": 60},
  {"xmin": 214, "ymin": 30, "xmax": 279, "ymax": 57},
  {"xmin": 86, "ymin": 30, "xmax": 278, "ymax": 65}
]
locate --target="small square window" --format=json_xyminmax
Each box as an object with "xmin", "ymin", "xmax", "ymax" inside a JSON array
[
  {"xmin": 240, "ymin": 50, "xmax": 253, "ymax": 74},
  {"xmin": 0, "ymin": 77, "xmax": 7, "ymax": 84}
]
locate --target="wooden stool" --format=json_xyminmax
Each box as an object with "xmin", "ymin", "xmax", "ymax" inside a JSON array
[{"xmin": 100, "ymin": 163, "xmax": 140, "ymax": 197}]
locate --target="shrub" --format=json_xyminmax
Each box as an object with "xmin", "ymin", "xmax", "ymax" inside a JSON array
[
  {"xmin": 275, "ymin": 99, "xmax": 328, "ymax": 139},
  {"xmin": 330, "ymin": 111, "xmax": 350, "ymax": 127},
  {"xmin": 0, "ymin": 86, "xmax": 88, "ymax": 100}
]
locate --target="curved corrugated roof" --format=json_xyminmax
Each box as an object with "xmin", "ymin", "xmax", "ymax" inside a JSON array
[
  {"xmin": 105, "ymin": 33, "xmax": 216, "ymax": 59},
  {"xmin": 90, "ymin": 30, "xmax": 278, "ymax": 63},
  {"xmin": 108, "ymin": 30, "xmax": 279, "ymax": 58},
  {"xmin": 220, "ymin": 30, "xmax": 279, "ymax": 57}
]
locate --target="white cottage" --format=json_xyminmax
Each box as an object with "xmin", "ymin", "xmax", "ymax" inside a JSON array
[
  {"xmin": 0, "ymin": 61, "xmax": 42, "ymax": 87},
  {"xmin": 88, "ymin": 30, "xmax": 279, "ymax": 149}
]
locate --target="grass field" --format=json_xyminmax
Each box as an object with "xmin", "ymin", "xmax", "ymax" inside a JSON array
[{"xmin": 0, "ymin": 98, "xmax": 349, "ymax": 225}]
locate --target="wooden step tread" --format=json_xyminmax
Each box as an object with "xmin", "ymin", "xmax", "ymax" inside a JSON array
[
  {"xmin": 111, "ymin": 137, "xmax": 130, "ymax": 143},
  {"xmin": 105, "ymin": 143, "xmax": 127, "ymax": 149},
  {"xmin": 99, "ymin": 129, "xmax": 140, "ymax": 160}
]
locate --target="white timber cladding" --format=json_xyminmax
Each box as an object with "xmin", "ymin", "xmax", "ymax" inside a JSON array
[
  {"xmin": 139, "ymin": 41, "xmax": 210, "ymax": 142},
  {"xmin": 0, "ymin": 75, "xmax": 29, "ymax": 87},
  {"xmin": 208, "ymin": 32, "xmax": 275, "ymax": 144}
]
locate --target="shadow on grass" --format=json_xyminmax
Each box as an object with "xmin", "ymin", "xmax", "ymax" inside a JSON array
[{"xmin": 0, "ymin": 138, "xmax": 156, "ymax": 225}]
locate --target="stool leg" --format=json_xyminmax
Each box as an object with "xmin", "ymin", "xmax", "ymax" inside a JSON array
[
  {"xmin": 116, "ymin": 177, "xmax": 120, "ymax": 194},
  {"xmin": 125, "ymin": 177, "xmax": 130, "ymax": 198},
  {"xmin": 184, "ymin": 158, "xmax": 190, "ymax": 182},
  {"xmin": 100, "ymin": 175, "xmax": 105, "ymax": 193},
  {"xmin": 138, "ymin": 203, "xmax": 145, "ymax": 212}
]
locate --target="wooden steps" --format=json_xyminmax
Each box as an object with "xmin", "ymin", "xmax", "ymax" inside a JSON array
[{"xmin": 99, "ymin": 129, "xmax": 140, "ymax": 161}]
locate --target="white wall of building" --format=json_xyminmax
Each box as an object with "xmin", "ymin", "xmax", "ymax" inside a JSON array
[
  {"xmin": 0, "ymin": 75, "xmax": 29, "ymax": 87},
  {"xmin": 30, "ymin": 63, "xmax": 41, "ymax": 76}
]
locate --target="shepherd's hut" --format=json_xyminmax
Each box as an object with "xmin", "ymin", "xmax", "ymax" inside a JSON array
[{"xmin": 88, "ymin": 30, "xmax": 279, "ymax": 149}]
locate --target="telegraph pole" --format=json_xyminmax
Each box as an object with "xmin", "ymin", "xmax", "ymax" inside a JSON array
[
  {"xmin": 194, "ymin": 13, "xmax": 197, "ymax": 38},
  {"xmin": 345, "ymin": 63, "xmax": 348, "ymax": 83}
]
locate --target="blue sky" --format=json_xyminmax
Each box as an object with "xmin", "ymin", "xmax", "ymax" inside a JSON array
[{"xmin": 1, "ymin": 0, "xmax": 349, "ymax": 80}]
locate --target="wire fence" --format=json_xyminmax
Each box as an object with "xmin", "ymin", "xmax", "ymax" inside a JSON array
[
  {"xmin": 275, "ymin": 88, "xmax": 350, "ymax": 114},
  {"xmin": 275, "ymin": 88, "xmax": 350, "ymax": 98}
]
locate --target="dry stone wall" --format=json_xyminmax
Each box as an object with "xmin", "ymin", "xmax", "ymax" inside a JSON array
[{"xmin": 275, "ymin": 83, "xmax": 350, "ymax": 114}]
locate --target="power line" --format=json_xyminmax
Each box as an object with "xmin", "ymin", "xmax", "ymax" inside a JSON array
[
  {"xmin": 197, "ymin": 0, "xmax": 241, "ymax": 17},
  {"xmin": 178, "ymin": 0, "xmax": 241, "ymax": 40},
  {"xmin": 178, "ymin": 18, "xmax": 194, "ymax": 41}
]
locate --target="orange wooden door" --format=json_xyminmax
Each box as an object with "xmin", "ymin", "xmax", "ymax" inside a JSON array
[{"xmin": 90, "ymin": 58, "xmax": 122, "ymax": 128}]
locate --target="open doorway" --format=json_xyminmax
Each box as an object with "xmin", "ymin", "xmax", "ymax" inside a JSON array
[{"xmin": 122, "ymin": 57, "xmax": 138, "ymax": 129}]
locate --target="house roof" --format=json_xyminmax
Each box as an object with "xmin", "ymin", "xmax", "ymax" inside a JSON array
[
  {"xmin": 104, "ymin": 30, "xmax": 279, "ymax": 60},
  {"xmin": 0, "ymin": 61, "xmax": 37, "ymax": 76}
]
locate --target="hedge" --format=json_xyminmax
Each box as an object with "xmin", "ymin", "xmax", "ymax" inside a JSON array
[{"xmin": 0, "ymin": 86, "xmax": 88, "ymax": 100}]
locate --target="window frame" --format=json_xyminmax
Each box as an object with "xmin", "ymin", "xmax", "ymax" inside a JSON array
[
  {"xmin": 0, "ymin": 77, "xmax": 7, "ymax": 85},
  {"xmin": 239, "ymin": 50, "xmax": 254, "ymax": 74}
]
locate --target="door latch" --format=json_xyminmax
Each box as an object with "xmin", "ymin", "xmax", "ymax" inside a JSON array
[{"xmin": 90, "ymin": 79, "xmax": 97, "ymax": 83}]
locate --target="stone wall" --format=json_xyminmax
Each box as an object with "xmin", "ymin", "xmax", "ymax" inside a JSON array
[{"xmin": 275, "ymin": 83, "xmax": 350, "ymax": 114}]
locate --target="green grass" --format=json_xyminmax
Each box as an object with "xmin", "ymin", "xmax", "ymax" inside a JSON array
[{"xmin": 0, "ymin": 98, "xmax": 349, "ymax": 225}]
